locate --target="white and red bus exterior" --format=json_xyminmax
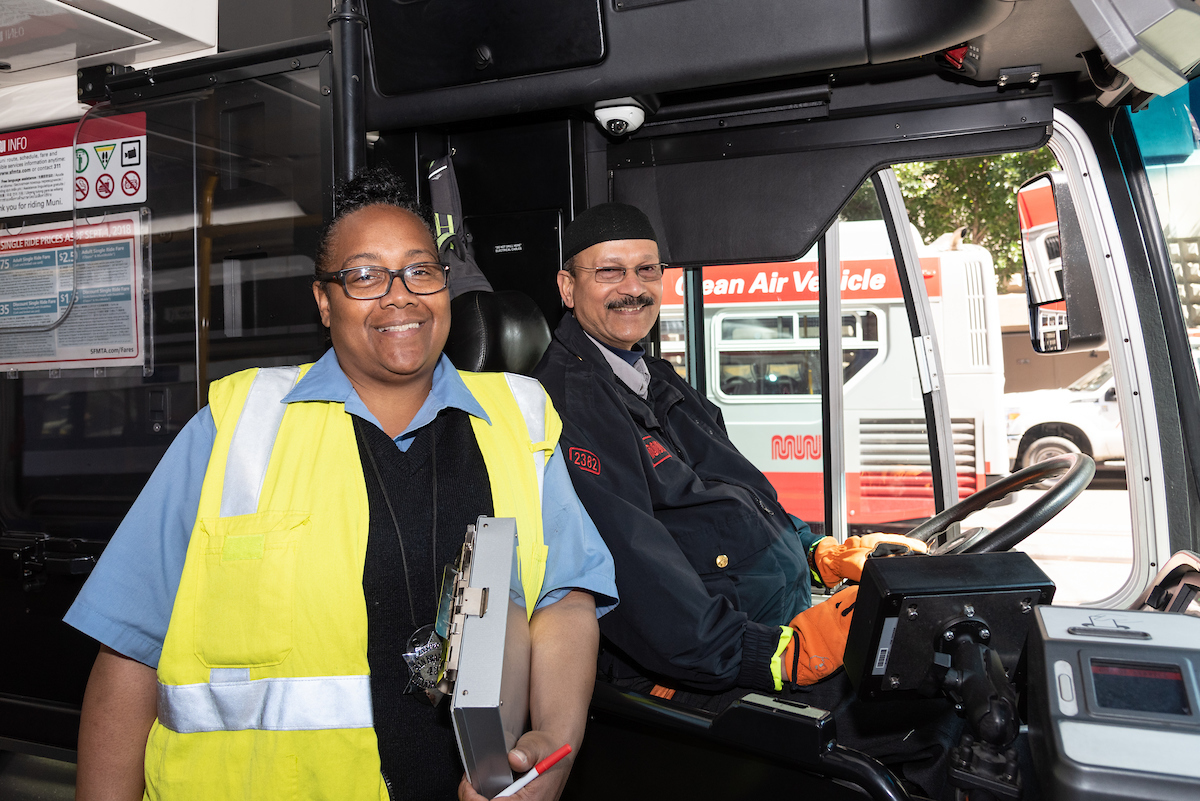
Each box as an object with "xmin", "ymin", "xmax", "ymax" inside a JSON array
[{"xmin": 659, "ymin": 220, "xmax": 1006, "ymax": 529}]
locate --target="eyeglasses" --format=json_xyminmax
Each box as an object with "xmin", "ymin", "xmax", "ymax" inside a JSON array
[
  {"xmin": 315, "ymin": 263, "xmax": 450, "ymax": 299},
  {"xmin": 571, "ymin": 263, "xmax": 666, "ymax": 284}
]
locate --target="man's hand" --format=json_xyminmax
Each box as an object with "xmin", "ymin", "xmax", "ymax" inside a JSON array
[
  {"xmin": 457, "ymin": 731, "xmax": 574, "ymax": 801},
  {"xmin": 780, "ymin": 585, "xmax": 858, "ymax": 686},
  {"xmin": 812, "ymin": 533, "xmax": 928, "ymax": 585}
]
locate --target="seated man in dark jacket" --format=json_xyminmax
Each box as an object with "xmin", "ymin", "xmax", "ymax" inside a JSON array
[{"xmin": 533, "ymin": 203, "xmax": 927, "ymax": 712}]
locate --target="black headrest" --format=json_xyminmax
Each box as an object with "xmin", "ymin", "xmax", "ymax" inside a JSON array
[{"xmin": 444, "ymin": 290, "xmax": 552, "ymax": 375}]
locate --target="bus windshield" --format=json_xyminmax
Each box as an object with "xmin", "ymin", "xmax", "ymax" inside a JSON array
[{"xmin": 1069, "ymin": 360, "xmax": 1114, "ymax": 392}]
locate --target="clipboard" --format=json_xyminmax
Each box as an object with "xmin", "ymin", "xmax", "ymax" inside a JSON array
[{"xmin": 443, "ymin": 516, "xmax": 531, "ymax": 799}]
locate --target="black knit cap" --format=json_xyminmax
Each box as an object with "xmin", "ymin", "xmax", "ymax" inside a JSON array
[{"xmin": 562, "ymin": 202, "xmax": 658, "ymax": 263}]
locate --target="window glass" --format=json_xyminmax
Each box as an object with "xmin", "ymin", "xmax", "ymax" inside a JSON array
[
  {"xmin": 835, "ymin": 179, "xmax": 941, "ymax": 533},
  {"xmin": 895, "ymin": 148, "xmax": 1135, "ymax": 605},
  {"xmin": 1130, "ymin": 77, "xmax": 1200, "ymax": 387},
  {"xmin": 719, "ymin": 351, "xmax": 820, "ymax": 396},
  {"xmin": 715, "ymin": 310, "xmax": 880, "ymax": 397},
  {"xmin": 0, "ymin": 68, "xmax": 325, "ymax": 542},
  {"xmin": 660, "ymin": 248, "xmax": 830, "ymax": 536},
  {"xmin": 660, "ymin": 268, "xmax": 688, "ymax": 378},
  {"xmin": 799, "ymin": 315, "xmax": 820, "ymax": 338},
  {"xmin": 721, "ymin": 315, "xmax": 794, "ymax": 341}
]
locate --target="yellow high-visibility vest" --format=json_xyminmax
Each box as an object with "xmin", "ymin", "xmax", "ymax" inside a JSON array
[{"xmin": 144, "ymin": 364, "xmax": 561, "ymax": 800}]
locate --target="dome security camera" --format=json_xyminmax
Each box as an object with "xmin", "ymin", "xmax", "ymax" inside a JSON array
[{"xmin": 594, "ymin": 99, "xmax": 646, "ymax": 137}]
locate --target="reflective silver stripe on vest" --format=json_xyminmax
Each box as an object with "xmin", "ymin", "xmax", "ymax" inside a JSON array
[
  {"xmin": 157, "ymin": 674, "xmax": 374, "ymax": 733},
  {"xmin": 504, "ymin": 373, "xmax": 549, "ymax": 505},
  {"xmin": 220, "ymin": 366, "xmax": 302, "ymax": 517}
]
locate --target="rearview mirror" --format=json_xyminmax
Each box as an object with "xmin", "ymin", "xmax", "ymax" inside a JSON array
[{"xmin": 1016, "ymin": 171, "xmax": 1105, "ymax": 354}]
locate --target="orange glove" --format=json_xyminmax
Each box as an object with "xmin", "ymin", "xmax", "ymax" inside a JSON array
[
  {"xmin": 777, "ymin": 585, "xmax": 858, "ymax": 687},
  {"xmin": 811, "ymin": 533, "xmax": 928, "ymax": 585}
]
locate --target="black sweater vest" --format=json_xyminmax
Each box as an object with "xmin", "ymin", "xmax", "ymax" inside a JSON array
[{"xmin": 355, "ymin": 409, "xmax": 494, "ymax": 800}]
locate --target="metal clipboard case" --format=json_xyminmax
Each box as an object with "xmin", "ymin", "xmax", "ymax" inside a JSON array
[{"xmin": 445, "ymin": 517, "xmax": 531, "ymax": 799}]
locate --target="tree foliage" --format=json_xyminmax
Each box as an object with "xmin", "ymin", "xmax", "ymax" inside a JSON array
[{"xmin": 840, "ymin": 147, "xmax": 1058, "ymax": 286}]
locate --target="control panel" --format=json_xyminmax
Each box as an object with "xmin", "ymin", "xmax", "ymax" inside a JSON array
[{"xmin": 1028, "ymin": 606, "xmax": 1200, "ymax": 801}]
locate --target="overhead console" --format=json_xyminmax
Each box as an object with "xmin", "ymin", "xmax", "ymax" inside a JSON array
[
  {"xmin": 365, "ymin": 0, "xmax": 605, "ymax": 95},
  {"xmin": 363, "ymin": 0, "xmax": 1017, "ymax": 128}
]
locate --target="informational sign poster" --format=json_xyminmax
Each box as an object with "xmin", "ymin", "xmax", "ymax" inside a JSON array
[
  {"xmin": 0, "ymin": 112, "xmax": 147, "ymax": 215},
  {"xmin": 0, "ymin": 214, "xmax": 145, "ymax": 371}
]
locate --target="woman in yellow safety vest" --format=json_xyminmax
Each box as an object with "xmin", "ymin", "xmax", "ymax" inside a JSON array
[{"xmin": 67, "ymin": 167, "xmax": 617, "ymax": 801}]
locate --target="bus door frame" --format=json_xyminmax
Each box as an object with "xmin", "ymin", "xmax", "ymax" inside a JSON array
[
  {"xmin": 1047, "ymin": 108, "xmax": 1174, "ymax": 604},
  {"xmin": 819, "ymin": 220, "xmax": 848, "ymax": 540},
  {"xmin": 873, "ymin": 169, "xmax": 961, "ymax": 522}
]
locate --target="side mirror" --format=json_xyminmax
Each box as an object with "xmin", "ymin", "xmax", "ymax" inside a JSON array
[
  {"xmin": 1016, "ymin": 172, "xmax": 1105, "ymax": 354},
  {"xmin": 1104, "ymin": 387, "xmax": 1117, "ymax": 402}
]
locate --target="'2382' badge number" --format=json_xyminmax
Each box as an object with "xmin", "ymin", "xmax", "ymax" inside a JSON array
[{"xmin": 569, "ymin": 447, "xmax": 601, "ymax": 475}]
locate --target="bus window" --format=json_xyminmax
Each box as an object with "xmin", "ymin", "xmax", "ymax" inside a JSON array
[
  {"xmin": 0, "ymin": 67, "xmax": 325, "ymax": 544},
  {"xmin": 660, "ymin": 268, "xmax": 688, "ymax": 378},
  {"xmin": 721, "ymin": 315, "xmax": 794, "ymax": 340},
  {"xmin": 718, "ymin": 351, "xmax": 819, "ymax": 396},
  {"xmin": 656, "ymin": 178, "xmax": 951, "ymax": 537},
  {"xmin": 1131, "ymin": 76, "xmax": 1200, "ymax": 384},
  {"xmin": 893, "ymin": 148, "xmax": 1138, "ymax": 606},
  {"xmin": 715, "ymin": 311, "xmax": 880, "ymax": 396}
]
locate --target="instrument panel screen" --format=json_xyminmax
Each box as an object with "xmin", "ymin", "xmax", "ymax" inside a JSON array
[{"xmin": 1091, "ymin": 660, "xmax": 1191, "ymax": 716}]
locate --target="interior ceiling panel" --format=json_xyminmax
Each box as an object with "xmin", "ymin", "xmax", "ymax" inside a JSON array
[
  {"xmin": 0, "ymin": 0, "xmax": 150, "ymax": 73},
  {"xmin": 866, "ymin": 0, "xmax": 1015, "ymax": 63},
  {"xmin": 965, "ymin": 0, "xmax": 1097, "ymax": 81}
]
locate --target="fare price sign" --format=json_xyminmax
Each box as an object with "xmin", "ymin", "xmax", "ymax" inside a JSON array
[
  {"xmin": 0, "ymin": 113, "xmax": 147, "ymax": 216},
  {"xmin": 0, "ymin": 214, "xmax": 145, "ymax": 372}
]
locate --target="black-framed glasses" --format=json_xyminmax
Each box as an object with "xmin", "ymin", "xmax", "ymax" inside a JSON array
[
  {"xmin": 315, "ymin": 263, "xmax": 450, "ymax": 299},
  {"xmin": 571, "ymin": 263, "xmax": 666, "ymax": 284}
]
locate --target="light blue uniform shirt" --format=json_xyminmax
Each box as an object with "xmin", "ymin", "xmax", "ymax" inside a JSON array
[{"xmin": 65, "ymin": 351, "xmax": 617, "ymax": 668}]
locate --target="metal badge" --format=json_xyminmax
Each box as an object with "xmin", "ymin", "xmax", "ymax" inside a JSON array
[
  {"xmin": 401, "ymin": 565, "xmax": 459, "ymax": 698},
  {"xmin": 403, "ymin": 624, "xmax": 445, "ymax": 693},
  {"xmin": 402, "ymin": 530, "xmax": 490, "ymax": 701}
]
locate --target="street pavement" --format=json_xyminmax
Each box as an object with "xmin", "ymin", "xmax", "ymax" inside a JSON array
[{"xmin": 961, "ymin": 485, "xmax": 1134, "ymax": 607}]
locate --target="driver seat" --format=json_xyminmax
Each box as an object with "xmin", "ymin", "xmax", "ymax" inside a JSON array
[{"xmin": 443, "ymin": 290, "xmax": 552, "ymax": 375}]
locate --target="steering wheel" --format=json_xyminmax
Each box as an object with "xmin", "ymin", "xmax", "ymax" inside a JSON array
[{"xmin": 904, "ymin": 453, "xmax": 1095, "ymax": 555}]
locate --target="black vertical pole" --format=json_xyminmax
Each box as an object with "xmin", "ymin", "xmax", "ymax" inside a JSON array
[{"xmin": 328, "ymin": 0, "xmax": 367, "ymax": 186}]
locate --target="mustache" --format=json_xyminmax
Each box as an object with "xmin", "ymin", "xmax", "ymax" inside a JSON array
[{"xmin": 606, "ymin": 294, "xmax": 656, "ymax": 311}]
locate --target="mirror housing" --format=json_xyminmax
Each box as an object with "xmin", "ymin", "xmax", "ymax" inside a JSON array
[{"xmin": 1016, "ymin": 171, "xmax": 1105, "ymax": 354}]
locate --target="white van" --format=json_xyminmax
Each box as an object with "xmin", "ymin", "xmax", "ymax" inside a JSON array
[
  {"xmin": 1005, "ymin": 360, "xmax": 1123, "ymax": 469},
  {"xmin": 1008, "ymin": 351, "xmax": 1200, "ymax": 469}
]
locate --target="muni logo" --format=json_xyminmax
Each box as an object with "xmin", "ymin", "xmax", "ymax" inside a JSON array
[{"xmin": 771, "ymin": 434, "xmax": 822, "ymax": 460}]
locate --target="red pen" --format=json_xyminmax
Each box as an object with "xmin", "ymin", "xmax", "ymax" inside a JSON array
[{"xmin": 493, "ymin": 743, "xmax": 572, "ymax": 798}]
